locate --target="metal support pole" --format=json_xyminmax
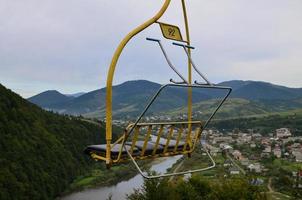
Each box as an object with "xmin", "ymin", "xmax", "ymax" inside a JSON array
[{"xmin": 181, "ymin": 0, "xmax": 193, "ymax": 141}]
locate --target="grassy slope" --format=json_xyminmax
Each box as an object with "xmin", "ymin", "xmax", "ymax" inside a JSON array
[
  {"xmin": 84, "ymin": 97, "xmax": 302, "ymax": 120},
  {"xmin": 164, "ymin": 98, "xmax": 302, "ymax": 119}
]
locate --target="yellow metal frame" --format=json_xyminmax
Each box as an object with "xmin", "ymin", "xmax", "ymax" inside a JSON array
[
  {"xmin": 91, "ymin": 121, "xmax": 203, "ymax": 164},
  {"xmin": 104, "ymin": 0, "xmax": 193, "ymax": 166}
]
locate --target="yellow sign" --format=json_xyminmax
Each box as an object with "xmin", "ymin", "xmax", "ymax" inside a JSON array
[{"xmin": 158, "ymin": 22, "xmax": 183, "ymax": 42}]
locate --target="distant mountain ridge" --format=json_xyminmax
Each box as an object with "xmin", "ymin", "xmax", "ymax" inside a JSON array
[
  {"xmin": 28, "ymin": 80, "xmax": 302, "ymax": 118},
  {"xmin": 28, "ymin": 90, "xmax": 73, "ymax": 108},
  {"xmin": 221, "ymin": 80, "xmax": 302, "ymax": 100}
]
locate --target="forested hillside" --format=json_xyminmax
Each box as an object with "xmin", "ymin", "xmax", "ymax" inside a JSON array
[
  {"xmin": 127, "ymin": 175, "xmax": 266, "ymax": 200},
  {"xmin": 163, "ymin": 98, "xmax": 302, "ymax": 120},
  {"xmin": 0, "ymin": 84, "xmax": 106, "ymax": 199},
  {"xmin": 211, "ymin": 109, "xmax": 302, "ymax": 135}
]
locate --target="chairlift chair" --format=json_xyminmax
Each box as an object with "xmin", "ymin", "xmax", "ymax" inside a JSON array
[{"xmin": 84, "ymin": 0, "xmax": 232, "ymax": 179}]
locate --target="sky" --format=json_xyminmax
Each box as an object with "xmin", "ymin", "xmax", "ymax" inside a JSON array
[{"xmin": 1, "ymin": 0, "xmax": 302, "ymax": 98}]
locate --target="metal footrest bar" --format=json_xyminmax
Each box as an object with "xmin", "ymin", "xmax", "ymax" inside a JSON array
[{"xmin": 125, "ymin": 138, "xmax": 216, "ymax": 179}]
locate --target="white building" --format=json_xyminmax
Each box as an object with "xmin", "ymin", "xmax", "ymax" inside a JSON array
[
  {"xmin": 224, "ymin": 159, "xmax": 233, "ymax": 167},
  {"xmin": 292, "ymin": 151, "xmax": 302, "ymax": 162},
  {"xmin": 240, "ymin": 158, "xmax": 250, "ymax": 166},
  {"xmin": 273, "ymin": 148, "xmax": 282, "ymax": 158},
  {"xmin": 229, "ymin": 167, "xmax": 240, "ymax": 175},
  {"xmin": 248, "ymin": 163, "xmax": 262, "ymax": 173},
  {"xmin": 263, "ymin": 146, "xmax": 271, "ymax": 153},
  {"xmin": 276, "ymin": 128, "xmax": 291, "ymax": 138},
  {"xmin": 232, "ymin": 150, "xmax": 242, "ymax": 160}
]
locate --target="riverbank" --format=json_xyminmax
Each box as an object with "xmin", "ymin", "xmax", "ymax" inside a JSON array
[
  {"xmin": 62, "ymin": 155, "xmax": 181, "ymax": 196},
  {"xmin": 60, "ymin": 156, "xmax": 182, "ymax": 200},
  {"xmin": 60, "ymin": 162, "xmax": 138, "ymax": 197}
]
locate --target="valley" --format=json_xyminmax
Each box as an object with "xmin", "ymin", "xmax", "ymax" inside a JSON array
[{"xmin": 2, "ymin": 80, "xmax": 301, "ymax": 199}]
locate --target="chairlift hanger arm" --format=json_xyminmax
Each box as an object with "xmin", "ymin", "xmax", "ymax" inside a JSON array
[
  {"xmin": 146, "ymin": 37, "xmax": 188, "ymax": 84},
  {"xmin": 172, "ymin": 42, "xmax": 212, "ymax": 85}
]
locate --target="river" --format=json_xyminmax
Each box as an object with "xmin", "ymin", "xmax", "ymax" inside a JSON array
[{"xmin": 62, "ymin": 155, "xmax": 182, "ymax": 200}]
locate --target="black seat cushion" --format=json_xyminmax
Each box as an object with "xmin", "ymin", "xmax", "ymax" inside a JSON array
[
  {"xmin": 84, "ymin": 144, "xmax": 139, "ymax": 158},
  {"xmin": 157, "ymin": 139, "xmax": 189, "ymax": 151},
  {"xmin": 126, "ymin": 141, "xmax": 164, "ymax": 155}
]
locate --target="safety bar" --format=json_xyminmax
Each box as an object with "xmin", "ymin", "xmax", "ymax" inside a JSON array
[
  {"xmin": 172, "ymin": 42, "xmax": 212, "ymax": 85},
  {"xmin": 123, "ymin": 83, "xmax": 232, "ymax": 179},
  {"xmin": 146, "ymin": 37, "xmax": 188, "ymax": 84}
]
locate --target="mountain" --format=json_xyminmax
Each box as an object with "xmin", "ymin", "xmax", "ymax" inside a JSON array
[
  {"xmin": 35, "ymin": 80, "xmax": 211, "ymax": 117},
  {"xmin": 65, "ymin": 92, "xmax": 86, "ymax": 98},
  {"xmin": 0, "ymin": 84, "xmax": 108, "ymax": 199},
  {"xmin": 28, "ymin": 80, "xmax": 302, "ymax": 119},
  {"xmin": 57, "ymin": 80, "xmax": 161, "ymax": 115},
  {"xmin": 28, "ymin": 90, "xmax": 73, "ymax": 108},
  {"xmin": 218, "ymin": 80, "xmax": 252, "ymax": 90},
  {"xmin": 220, "ymin": 80, "xmax": 302, "ymax": 100}
]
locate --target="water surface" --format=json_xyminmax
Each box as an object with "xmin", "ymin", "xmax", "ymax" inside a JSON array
[{"xmin": 62, "ymin": 155, "xmax": 181, "ymax": 200}]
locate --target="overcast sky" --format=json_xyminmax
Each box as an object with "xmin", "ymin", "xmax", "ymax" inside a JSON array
[{"xmin": 1, "ymin": 0, "xmax": 302, "ymax": 98}]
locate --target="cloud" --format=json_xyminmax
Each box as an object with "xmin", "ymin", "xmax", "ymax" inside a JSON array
[
  {"xmin": 0, "ymin": 0, "xmax": 301, "ymax": 97},
  {"xmin": 226, "ymin": 52, "xmax": 302, "ymax": 87}
]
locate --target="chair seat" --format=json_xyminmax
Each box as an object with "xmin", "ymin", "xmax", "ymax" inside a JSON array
[
  {"xmin": 158, "ymin": 139, "xmax": 184, "ymax": 147},
  {"xmin": 157, "ymin": 139, "xmax": 189, "ymax": 151},
  {"xmin": 84, "ymin": 144, "xmax": 139, "ymax": 158},
  {"xmin": 129, "ymin": 139, "xmax": 189, "ymax": 154},
  {"xmin": 84, "ymin": 139, "xmax": 191, "ymax": 160},
  {"xmin": 126, "ymin": 141, "xmax": 164, "ymax": 155}
]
